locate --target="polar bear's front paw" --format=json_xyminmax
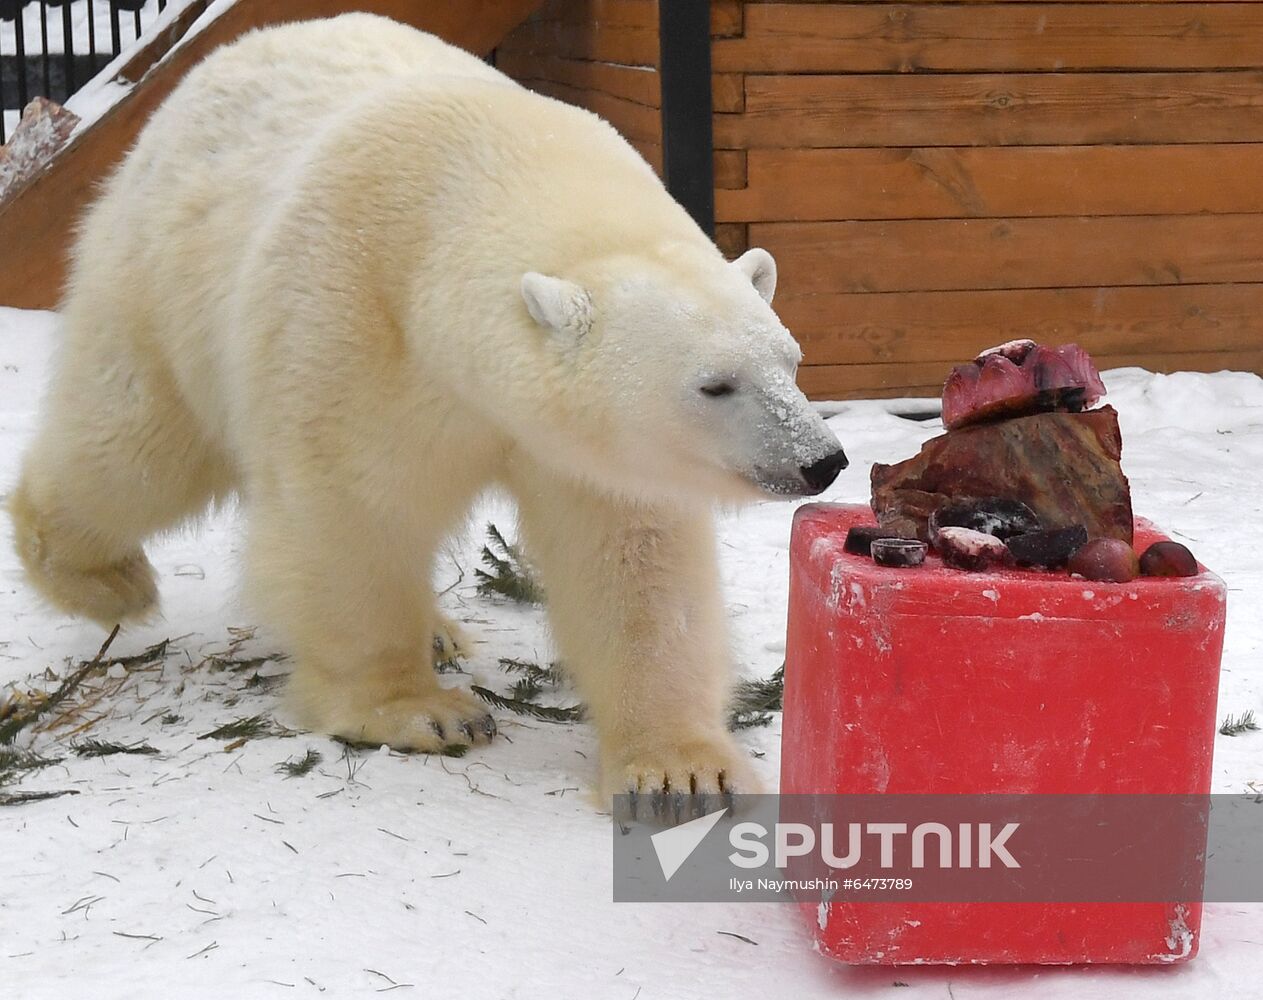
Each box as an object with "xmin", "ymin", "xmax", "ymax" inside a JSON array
[
  {"xmin": 608, "ymin": 736, "xmax": 760, "ymax": 824},
  {"xmin": 331, "ymin": 686, "xmax": 497, "ymax": 753}
]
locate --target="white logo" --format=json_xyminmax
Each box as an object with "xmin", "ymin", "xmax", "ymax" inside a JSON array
[{"xmin": 650, "ymin": 808, "xmax": 728, "ymax": 881}]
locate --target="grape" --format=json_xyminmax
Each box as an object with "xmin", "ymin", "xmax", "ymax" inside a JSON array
[
  {"xmin": 1139, "ymin": 541, "xmax": 1199, "ymax": 578},
  {"xmin": 1067, "ymin": 538, "xmax": 1140, "ymax": 583}
]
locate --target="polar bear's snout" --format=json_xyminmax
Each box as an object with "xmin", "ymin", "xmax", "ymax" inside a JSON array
[
  {"xmin": 750, "ymin": 436, "xmax": 849, "ymax": 498},
  {"xmin": 735, "ymin": 370, "xmax": 849, "ymax": 498},
  {"xmin": 800, "ymin": 448, "xmax": 850, "ymax": 494}
]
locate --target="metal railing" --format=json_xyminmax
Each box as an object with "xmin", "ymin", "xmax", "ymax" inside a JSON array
[{"xmin": 1, "ymin": 0, "xmax": 167, "ymax": 143}]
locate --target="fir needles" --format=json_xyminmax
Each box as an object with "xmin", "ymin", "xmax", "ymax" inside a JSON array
[
  {"xmin": 475, "ymin": 524, "xmax": 544, "ymax": 605},
  {"xmin": 1220, "ymin": 710, "xmax": 1260, "ymax": 737}
]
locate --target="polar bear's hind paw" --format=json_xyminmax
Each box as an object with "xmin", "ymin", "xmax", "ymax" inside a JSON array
[
  {"xmin": 323, "ymin": 686, "xmax": 497, "ymax": 753},
  {"xmin": 432, "ymin": 615, "xmax": 471, "ymax": 666}
]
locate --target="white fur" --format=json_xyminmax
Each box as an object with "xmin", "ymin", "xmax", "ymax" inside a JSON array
[
  {"xmin": 732, "ymin": 247, "xmax": 777, "ymax": 304},
  {"xmin": 10, "ymin": 15, "xmax": 844, "ymax": 802}
]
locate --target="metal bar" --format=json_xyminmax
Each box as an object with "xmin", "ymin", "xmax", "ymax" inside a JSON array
[
  {"xmin": 39, "ymin": 1, "xmax": 50, "ymax": 96},
  {"xmin": 88, "ymin": 0, "xmax": 98, "ymax": 75},
  {"xmin": 657, "ymin": 0, "xmax": 715, "ymax": 238},
  {"xmin": 61, "ymin": 0, "xmax": 74, "ymax": 97},
  {"xmin": 14, "ymin": 4, "xmax": 29, "ymax": 110},
  {"xmin": 0, "ymin": 41, "xmax": 7, "ymax": 144},
  {"xmin": 110, "ymin": 0, "xmax": 121, "ymax": 60}
]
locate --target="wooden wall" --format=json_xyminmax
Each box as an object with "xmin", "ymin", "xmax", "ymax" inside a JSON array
[
  {"xmin": 713, "ymin": 1, "xmax": 1263, "ymax": 398},
  {"xmin": 503, "ymin": 0, "xmax": 1263, "ymax": 400},
  {"xmin": 496, "ymin": 0, "xmax": 665, "ymax": 172}
]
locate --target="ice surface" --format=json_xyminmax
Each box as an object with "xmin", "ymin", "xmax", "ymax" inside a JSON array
[{"xmin": 0, "ymin": 308, "xmax": 1260, "ymax": 997}]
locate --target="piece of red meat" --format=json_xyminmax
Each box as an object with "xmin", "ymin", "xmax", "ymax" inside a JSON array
[{"xmin": 942, "ymin": 343, "xmax": 1107, "ymax": 430}]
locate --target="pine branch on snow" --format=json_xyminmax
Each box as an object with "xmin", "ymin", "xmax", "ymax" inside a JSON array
[
  {"xmin": 72, "ymin": 739, "xmax": 159, "ymax": 758},
  {"xmin": 726, "ymin": 664, "xmax": 785, "ymax": 732},
  {"xmin": 277, "ymin": 748, "xmax": 323, "ymax": 778},
  {"xmin": 475, "ymin": 524, "xmax": 545, "ymax": 605},
  {"xmin": 1220, "ymin": 710, "xmax": 1260, "ymax": 737},
  {"xmin": 471, "ymin": 684, "xmax": 584, "ymax": 723}
]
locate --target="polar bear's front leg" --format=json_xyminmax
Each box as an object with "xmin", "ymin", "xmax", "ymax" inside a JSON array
[{"xmin": 510, "ymin": 467, "xmax": 757, "ymax": 807}]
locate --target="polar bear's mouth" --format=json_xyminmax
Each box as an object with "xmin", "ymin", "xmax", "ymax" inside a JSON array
[
  {"xmin": 751, "ymin": 469, "xmax": 823, "ymax": 498},
  {"xmin": 757, "ymin": 476, "xmax": 817, "ymax": 497},
  {"xmin": 750, "ymin": 448, "xmax": 849, "ymax": 499}
]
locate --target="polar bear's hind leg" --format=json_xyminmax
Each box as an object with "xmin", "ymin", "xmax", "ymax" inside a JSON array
[{"xmin": 10, "ymin": 331, "xmax": 234, "ymax": 626}]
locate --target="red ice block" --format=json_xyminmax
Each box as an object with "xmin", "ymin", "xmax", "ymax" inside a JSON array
[{"xmin": 782, "ymin": 503, "xmax": 1227, "ymax": 965}]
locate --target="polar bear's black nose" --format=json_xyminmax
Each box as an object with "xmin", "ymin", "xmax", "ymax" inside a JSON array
[{"xmin": 800, "ymin": 449, "xmax": 849, "ymax": 494}]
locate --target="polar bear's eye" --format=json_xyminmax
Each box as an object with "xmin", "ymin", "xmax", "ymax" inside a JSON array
[{"xmin": 700, "ymin": 381, "xmax": 738, "ymax": 399}]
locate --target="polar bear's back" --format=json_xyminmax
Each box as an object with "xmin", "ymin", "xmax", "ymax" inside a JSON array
[
  {"xmin": 151, "ymin": 14, "xmax": 506, "ymax": 174},
  {"xmin": 62, "ymin": 14, "xmax": 701, "ymax": 455},
  {"xmin": 76, "ymin": 15, "xmax": 507, "ymax": 263},
  {"xmin": 64, "ymin": 15, "xmax": 516, "ymax": 433}
]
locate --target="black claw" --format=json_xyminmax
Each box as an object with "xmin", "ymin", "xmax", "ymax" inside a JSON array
[
  {"xmin": 430, "ymin": 719, "xmax": 446, "ymax": 741},
  {"xmin": 458, "ymin": 721, "xmax": 475, "ymax": 741}
]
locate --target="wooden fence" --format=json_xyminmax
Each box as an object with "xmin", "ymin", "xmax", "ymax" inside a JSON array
[{"xmin": 498, "ymin": 0, "xmax": 1263, "ymax": 399}]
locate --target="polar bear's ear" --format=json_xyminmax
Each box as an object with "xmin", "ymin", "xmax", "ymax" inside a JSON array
[
  {"xmin": 521, "ymin": 272, "xmax": 593, "ymax": 343},
  {"xmin": 732, "ymin": 247, "xmax": 777, "ymax": 304}
]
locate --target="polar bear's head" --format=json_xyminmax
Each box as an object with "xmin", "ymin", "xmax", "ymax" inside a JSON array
[{"xmin": 519, "ymin": 246, "xmax": 848, "ymax": 504}]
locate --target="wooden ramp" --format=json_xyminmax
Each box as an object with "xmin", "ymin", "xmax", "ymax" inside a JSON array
[{"xmin": 0, "ymin": 0, "xmax": 542, "ymax": 310}]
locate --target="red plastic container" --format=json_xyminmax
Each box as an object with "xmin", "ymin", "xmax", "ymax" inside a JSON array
[{"xmin": 782, "ymin": 503, "xmax": 1227, "ymax": 965}]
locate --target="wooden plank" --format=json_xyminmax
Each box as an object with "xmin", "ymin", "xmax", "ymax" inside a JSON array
[
  {"xmin": 519, "ymin": 79, "xmax": 661, "ymax": 143},
  {"xmin": 0, "ymin": 0, "xmax": 544, "ymax": 310},
  {"xmin": 753, "ymin": 0, "xmax": 1263, "ymax": 5},
  {"xmin": 714, "ymin": 149, "xmax": 747, "ymax": 189},
  {"xmin": 719, "ymin": 145, "xmax": 1263, "ymax": 222},
  {"xmin": 495, "ymin": 50, "xmax": 660, "ymax": 106},
  {"xmin": 714, "ymin": 222, "xmax": 749, "ymax": 258},
  {"xmin": 715, "ymin": 72, "xmax": 1263, "ymax": 149},
  {"xmin": 498, "ymin": 17, "xmax": 658, "ymax": 66},
  {"xmin": 116, "ymin": 1, "xmax": 211, "ymax": 83},
  {"xmin": 630, "ymin": 139, "xmax": 663, "ymax": 175},
  {"xmin": 800, "ymin": 379, "xmax": 944, "ymax": 401},
  {"xmin": 711, "ymin": 0, "xmax": 744, "ymax": 38},
  {"xmin": 752, "ymin": 215, "xmax": 1263, "ymax": 294},
  {"xmin": 798, "ymin": 350, "xmax": 1263, "ymax": 400},
  {"xmin": 711, "ymin": 73, "xmax": 744, "ymax": 113},
  {"xmin": 776, "ymin": 284, "xmax": 1263, "ymax": 367},
  {"xmin": 525, "ymin": 0, "xmax": 654, "ymax": 29},
  {"xmin": 713, "ymin": 5, "xmax": 1263, "ymax": 74}
]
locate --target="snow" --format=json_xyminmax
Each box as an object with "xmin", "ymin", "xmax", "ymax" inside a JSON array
[
  {"xmin": 0, "ymin": 305, "xmax": 1260, "ymax": 997},
  {"xmin": 1, "ymin": 1, "xmax": 153, "ymax": 58},
  {"xmin": 3, "ymin": 1, "xmax": 218, "ymax": 140}
]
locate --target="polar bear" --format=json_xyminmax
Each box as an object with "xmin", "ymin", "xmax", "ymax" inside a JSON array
[{"xmin": 10, "ymin": 15, "xmax": 847, "ymax": 804}]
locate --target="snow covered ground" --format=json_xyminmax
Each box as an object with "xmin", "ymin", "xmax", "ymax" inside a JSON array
[{"xmin": 0, "ymin": 305, "xmax": 1259, "ymax": 998}]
